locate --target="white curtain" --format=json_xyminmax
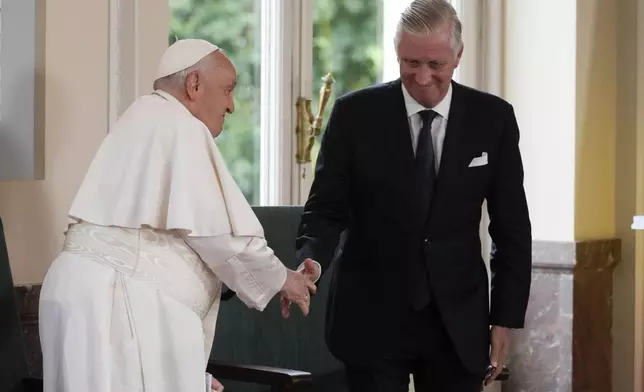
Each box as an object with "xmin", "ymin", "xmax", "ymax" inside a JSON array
[{"xmin": 456, "ymin": 0, "xmax": 504, "ymax": 293}]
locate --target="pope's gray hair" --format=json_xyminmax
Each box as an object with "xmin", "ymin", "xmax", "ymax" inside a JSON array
[
  {"xmin": 153, "ymin": 51, "xmax": 219, "ymax": 91},
  {"xmin": 394, "ymin": 0, "xmax": 463, "ymax": 55}
]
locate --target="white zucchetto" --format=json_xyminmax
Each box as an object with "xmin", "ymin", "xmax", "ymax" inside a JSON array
[{"xmin": 155, "ymin": 38, "xmax": 220, "ymax": 80}]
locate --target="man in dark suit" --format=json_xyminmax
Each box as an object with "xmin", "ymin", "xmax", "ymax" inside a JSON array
[{"xmin": 288, "ymin": 0, "xmax": 532, "ymax": 390}]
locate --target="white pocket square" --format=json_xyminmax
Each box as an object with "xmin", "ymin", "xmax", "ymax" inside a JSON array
[{"xmin": 468, "ymin": 152, "xmax": 488, "ymax": 167}]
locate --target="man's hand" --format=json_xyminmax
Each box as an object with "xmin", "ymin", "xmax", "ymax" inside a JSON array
[
  {"xmin": 281, "ymin": 259, "xmax": 320, "ymax": 318},
  {"xmin": 485, "ymin": 326, "xmax": 510, "ymax": 386},
  {"xmin": 297, "ymin": 258, "xmax": 321, "ymax": 282},
  {"xmin": 280, "ymin": 266, "xmax": 317, "ymax": 318},
  {"xmin": 211, "ymin": 376, "xmax": 224, "ymax": 392}
]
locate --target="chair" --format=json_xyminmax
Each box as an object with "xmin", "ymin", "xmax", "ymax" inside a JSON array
[
  {"xmin": 210, "ymin": 206, "xmax": 346, "ymax": 392},
  {"xmin": 0, "ymin": 217, "xmax": 42, "ymax": 392}
]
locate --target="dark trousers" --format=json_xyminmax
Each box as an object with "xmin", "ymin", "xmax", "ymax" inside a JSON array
[{"xmin": 343, "ymin": 303, "xmax": 485, "ymax": 392}]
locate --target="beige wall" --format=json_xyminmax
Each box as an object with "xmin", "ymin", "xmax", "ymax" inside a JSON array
[
  {"xmin": 0, "ymin": 0, "xmax": 109, "ymax": 284},
  {"xmin": 504, "ymin": 0, "xmax": 577, "ymax": 242},
  {"xmin": 0, "ymin": 0, "xmax": 168, "ymax": 284},
  {"xmin": 137, "ymin": 0, "xmax": 171, "ymax": 96}
]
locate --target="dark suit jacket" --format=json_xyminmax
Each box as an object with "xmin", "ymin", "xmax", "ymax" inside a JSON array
[{"xmin": 296, "ymin": 79, "xmax": 532, "ymax": 374}]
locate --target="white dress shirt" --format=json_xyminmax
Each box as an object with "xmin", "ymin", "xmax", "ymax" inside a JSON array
[{"xmin": 401, "ymin": 83, "xmax": 453, "ymax": 173}]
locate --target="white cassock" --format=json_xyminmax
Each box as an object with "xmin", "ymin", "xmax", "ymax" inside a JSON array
[{"xmin": 38, "ymin": 89, "xmax": 288, "ymax": 392}]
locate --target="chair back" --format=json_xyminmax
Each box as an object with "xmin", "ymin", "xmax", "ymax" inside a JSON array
[
  {"xmin": 210, "ymin": 206, "xmax": 346, "ymax": 392},
  {"xmin": 0, "ymin": 217, "xmax": 30, "ymax": 390}
]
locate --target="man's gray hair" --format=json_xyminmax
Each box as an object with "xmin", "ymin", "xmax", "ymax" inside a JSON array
[
  {"xmin": 394, "ymin": 0, "xmax": 463, "ymax": 55},
  {"xmin": 153, "ymin": 52, "xmax": 218, "ymax": 92}
]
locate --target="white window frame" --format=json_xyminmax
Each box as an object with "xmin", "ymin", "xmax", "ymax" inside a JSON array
[
  {"xmin": 109, "ymin": 0, "xmax": 299, "ymax": 206},
  {"xmin": 261, "ymin": 0, "xmax": 318, "ymax": 206},
  {"xmin": 259, "ymin": 0, "xmax": 301, "ymax": 206},
  {"xmin": 288, "ymin": 0, "xmax": 315, "ymax": 205},
  {"xmin": 259, "ymin": 0, "xmax": 320, "ymax": 207},
  {"xmin": 108, "ymin": 0, "xmax": 168, "ymax": 129}
]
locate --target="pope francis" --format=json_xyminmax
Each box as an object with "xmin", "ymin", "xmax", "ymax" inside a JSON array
[{"xmin": 38, "ymin": 39, "xmax": 318, "ymax": 392}]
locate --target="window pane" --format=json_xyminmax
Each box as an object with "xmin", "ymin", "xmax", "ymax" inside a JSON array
[
  {"xmin": 169, "ymin": 0, "xmax": 261, "ymax": 205},
  {"xmin": 311, "ymin": 0, "xmax": 384, "ymax": 164}
]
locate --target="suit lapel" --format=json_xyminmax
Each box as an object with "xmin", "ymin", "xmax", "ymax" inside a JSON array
[
  {"xmin": 386, "ymin": 79, "xmax": 416, "ymax": 171},
  {"xmin": 383, "ymin": 79, "xmax": 427, "ymax": 228},
  {"xmin": 424, "ymin": 81, "xmax": 468, "ymax": 232}
]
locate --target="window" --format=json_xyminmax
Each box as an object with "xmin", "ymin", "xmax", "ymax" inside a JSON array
[
  {"xmin": 168, "ymin": 0, "xmax": 469, "ymax": 205},
  {"xmin": 169, "ymin": 0, "xmax": 262, "ymax": 205},
  {"xmin": 309, "ymin": 0, "xmax": 384, "ymax": 169},
  {"xmin": 314, "ymin": 1, "xmax": 384, "ymax": 95}
]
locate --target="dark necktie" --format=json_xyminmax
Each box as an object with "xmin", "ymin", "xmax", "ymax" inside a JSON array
[
  {"xmin": 416, "ymin": 110, "xmax": 438, "ymax": 216},
  {"xmin": 410, "ymin": 109, "xmax": 438, "ymax": 310}
]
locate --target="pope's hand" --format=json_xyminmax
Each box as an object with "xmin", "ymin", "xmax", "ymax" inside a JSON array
[
  {"xmin": 280, "ymin": 267, "xmax": 317, "ymax": 317},
  {"xmin": 211, "ymin": 376, "xmax": 224, "ymax": 392},
  {"xmin": 281, "ymin": 258, "xmax": 319, "ymax": 318}
]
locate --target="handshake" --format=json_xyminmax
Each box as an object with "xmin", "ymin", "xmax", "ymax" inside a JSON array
[{"xmin": 279, "ymin": 258, "xmax": 320, "ymax": 318}]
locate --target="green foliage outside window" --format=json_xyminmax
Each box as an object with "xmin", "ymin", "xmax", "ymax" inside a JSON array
[{"xmin": 169, "ymin": 0, "xmax": 383, "ymax": 204}]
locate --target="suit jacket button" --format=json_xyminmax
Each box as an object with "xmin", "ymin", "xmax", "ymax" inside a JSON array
[{"xmin": 424, "ymin": 239, "xmax": 429, "ymax": 244}]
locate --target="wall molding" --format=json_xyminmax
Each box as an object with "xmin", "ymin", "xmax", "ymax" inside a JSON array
[
  {"xmin": 107, "ymin": 0, "xmax": 167, "ymax": 131},
  {"xmin": 531, "ymin": 239, "xmax": 621, "ymax": 270},
  {"xmin": 108, "ymin": 0, "xmax": 137, "ymax": 131}
]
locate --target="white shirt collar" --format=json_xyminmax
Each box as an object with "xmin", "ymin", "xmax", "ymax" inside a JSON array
[{"xmin": 401, "ymin": 81, "xmax": 453, "ymax": 119}]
